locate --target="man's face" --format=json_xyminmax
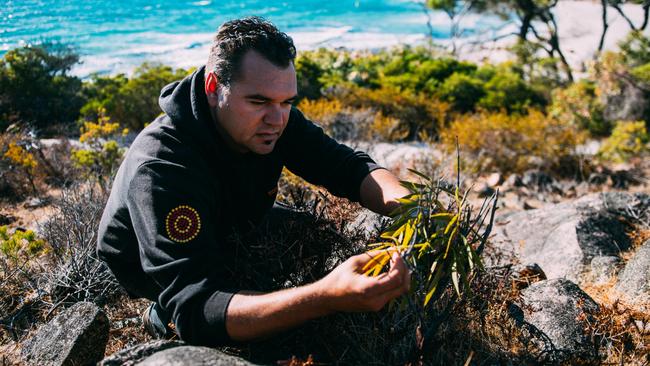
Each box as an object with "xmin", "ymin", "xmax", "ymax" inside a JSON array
[{"xmin": 208, "ymin": 50, "xmax": 297, "ymax": 155}]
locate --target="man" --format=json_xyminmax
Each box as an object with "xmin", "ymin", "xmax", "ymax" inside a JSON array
[{"xmin": 97, "ymin": 16, "xmax": 410, "ymax": 347}]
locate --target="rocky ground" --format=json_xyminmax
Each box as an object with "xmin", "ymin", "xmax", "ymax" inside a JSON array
[{"xmin": 1, "ymin": 142, "xmax": 649, "ymax": 365}]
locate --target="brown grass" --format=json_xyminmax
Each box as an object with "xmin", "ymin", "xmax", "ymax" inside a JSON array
[{"xmin": 103, "ymin": 296, "xmax": 155, "ymax": 357}]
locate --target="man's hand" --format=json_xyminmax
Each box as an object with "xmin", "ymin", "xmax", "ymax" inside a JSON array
[
  {"xmin": 225, "ymin": 250, "xmax": 410, "ymax": 341},
  {"xmin": 315, "ymin": 250, "xmax": 411, "ymax": 313}
]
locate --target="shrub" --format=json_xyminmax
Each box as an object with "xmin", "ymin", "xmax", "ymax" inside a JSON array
[
  {"xmin": 80, "ymin": 63, "xmax": 189, "ymax": 131},
  {"xmin": 0, "ymin": 44, "xmax": 83, "ymax": 134},
  {"xmin": 478, "ymin": 68, "xmax": 544, "ymax": 113},
  {"xmin": 297, "ymin": 98, "xmax": 401, "ymax": 141},
  {"xmin": 0, "ymin": 129, "xmax": 80, "ymax": 200},
  {"xmin": 40, "ymin": 185, "xmax": 123, "ymax": 305},
  {"xmin": 0, "ymin": 226, "xmax": 48, "ymax": 342},
  {"xmin": 438, "ymin": 72, "xmax": 485, "ymax": 112},
  {"xmin": 441, "ymin": 110, "xmax": 586, "ymax": 175},
  {"xmin": 336, "ymin": 86, "xmax": 451, "ymax": 141},
  {"xmin": 71, "ymin": 108, "xmax": 127, "ymax": 191},
  {"xmin": 598, "ymin": 120, "xmax": 649, "ymax": 163},
  {"xmin": 0, "ymin": 226, "xmax": 46, "ymax": 266},
  {"xmin": 2, "ymin": 140, "xmax": 38, "ymax": 194},
  {"xmin": 619, "ymin": 30, "xmax": 650, "ymax": 68},
  {"xmin": 295, "ymin": 54, "xmax": 325, "ymax": 100},
  {"xmin": 549, "ymin": 80, "xmax": 610, "ymax": 136},
  {"xmin": 382, "ymin": 51, "xmax": 477, "ymax": 94}
]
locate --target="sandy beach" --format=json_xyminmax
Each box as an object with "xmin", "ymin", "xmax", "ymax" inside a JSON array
[{"xmin": 455, "ymin": 0, "xmax": 650, "ymax": 73}]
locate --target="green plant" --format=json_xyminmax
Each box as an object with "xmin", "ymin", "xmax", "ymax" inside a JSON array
[
  {"xmin": 598, "ymin": 120, "xmax": 649, "ymax": 162},
  {"xmin": 2, "ymin": 140, "xmax": 38, "ymax": 194},
  {"xmin": 549, "ymin": 80, "xmax": 610, "ymax": 136},
  {"xmin": 337, "ymin": 86, "xmax": 451, "ymax": 141},
  {"xmin": 0, "ymin": 226, "xmax": 46, "ymax": 264},
  {"xmin": 71, "ymin": 108, "xmax": 126, "ymax": 190},
  {"xmin": 438, "ymin": 72, "xmax": 485, "ymax": 112},
  {"xmin": 80, "ymin": 63, "xmax": 189, "ymax": 131},
  {"xmin": 442, "ymin": 110, "xmax": 585, "ymax": 176},
  {"xmin": 478, "ymin": 67, "xmax": 544, "ymax": 113},
  {"xmin": 363, "ymin": 166, "xmax": 497, "ymax": 307},
  {"xmin": 0, "ymin": 44, "xmax": 83, "ymax": 133}
]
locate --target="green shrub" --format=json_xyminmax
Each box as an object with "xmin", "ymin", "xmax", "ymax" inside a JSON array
[
  {"xmin": 598, "ymin": 120, "xmax": 649, "ymax": 162},
  {"xmin": 81, "ymin": 63, "xmax": 189, "ymax": 131},
  {"xmin": 438, "ymin": 72, "xmax": 485, "ymax": 112},
  {"xmin": 71, "ymin": 108, "xmax": 127, "ymax": 190},
  {"xmin": 0, "ymin": 44, "xmax": 83, "ymax": 133},
  {"xmin": 478, "ymin": 68, "xmax": 544, "ymax": 113},
  {"xmin": 549, "ymin": 80, "xmax": 610, "ymax": 137},
  {"xmin": 619, "ymin": 31, "xmax": 650, "ymax": 68},
  {"xmin": 0, "ymin": 226, "xmax": 46, "ymax": 264},
  {"xmin": 631, "ymin": 62, "xmax": 650, "ymax": 85}
]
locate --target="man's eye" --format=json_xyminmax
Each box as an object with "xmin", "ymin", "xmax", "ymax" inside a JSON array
[{"xmin": 250, "ymin": 100, "xmax": 266, "ymax": 105}]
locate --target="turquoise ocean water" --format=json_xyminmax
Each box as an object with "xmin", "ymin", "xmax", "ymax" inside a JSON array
[{"xmin": 1, "ymin": 0, "xmax": 497, "ymax": 76}]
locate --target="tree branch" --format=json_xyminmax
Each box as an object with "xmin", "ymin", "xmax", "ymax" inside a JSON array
[{"xmin": 598, "ymin": 0, "xmax": 609, "ymax": 53}]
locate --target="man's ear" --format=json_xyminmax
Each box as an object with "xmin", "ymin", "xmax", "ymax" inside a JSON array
[{"xmin": 205, "ymin": 72, "xmax": 219, "ymax": 107}]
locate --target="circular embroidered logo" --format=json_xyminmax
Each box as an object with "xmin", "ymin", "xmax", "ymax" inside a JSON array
[{"xmin": 165, "ymin": 205, "xmax": 201, "ymax": 243}]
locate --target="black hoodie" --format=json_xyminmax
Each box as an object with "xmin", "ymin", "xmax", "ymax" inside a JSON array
[{"xmin": 97, "ymin": 66, "xmax": 380, "ymax": 346}]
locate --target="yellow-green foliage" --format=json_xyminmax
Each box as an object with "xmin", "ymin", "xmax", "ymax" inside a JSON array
[
  {"xmin": 297, "ymin": 98, "xmax": 343, "ymax": 123},
  {"xmin": 1, "ymin": 134, "xmax": 41, "ymax": 195},
  {"xmin": 80, "ymin": 63, "xmax": 189, "ymax": 131},
  {"xmin": 3, "ymin": 142, "xmax": 37, "ymax": 172},
  {"xmin": 442, "ymin": 110, "xmax": 585, "ymax": 174},
  {"xmin": 72, "ymin": 108, "xmax": 127, "ymax": 188},
  {"xmin": 341, "ymin": 86, "xmax": 451, "ymax": 141},
  {"xmin": 549, "ymin": 80, "xmax": 609, "ymax": 136},
  {"xmin": 363, "ymin": 168, "xmax": 496, "ymax": 308},
  {"xmin": 599, "ymin": 120, "xmax": 649, "ymax": 162},
  {"xmin": 0, "ymin": 225, "xmax": 46, "ymax": 263},
  {"xmin": 297, "ymin": 97, "xmax": 402, "ymax": 141}
]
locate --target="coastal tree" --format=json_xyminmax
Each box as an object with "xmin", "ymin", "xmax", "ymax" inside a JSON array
[
  {"xmin": 425, "ymin": 0, "xmax": 574, "ymax": 82},
  {"xmin": 598, "ymin": 0, "xmax": 650, "ymax": 53},
  {"xmin": 0, "ymin": 44, "xmax": 83, "ymax": 134}
]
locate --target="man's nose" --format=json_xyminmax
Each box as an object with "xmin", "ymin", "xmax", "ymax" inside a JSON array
[{"xmin": 264, "ymin": 105, "xmax": 284, "ymax": 126}]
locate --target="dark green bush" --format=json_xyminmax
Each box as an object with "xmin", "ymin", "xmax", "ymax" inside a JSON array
[
  {"xmin": 478, "ymin": 67, "xmax": 545, "ymax": 113},
  {"xmin": 81, "ymin": 63, "xmax": 189, "ymax": 130},
  {"xmin": 619, "ymin": 30, "xmax": 650, "ymax": 67},
  {"xmin": 0, "ymin": 44, "xmax": 83, "ymax": 134},
  {"xmin": 438, "ymin": 72, "xmax": 485, "ymax": 112}
]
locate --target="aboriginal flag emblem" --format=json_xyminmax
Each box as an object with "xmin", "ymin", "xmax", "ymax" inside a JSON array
[{"xmin": 165, "ymin": 205, "xmax": 201, "ymax": 243}]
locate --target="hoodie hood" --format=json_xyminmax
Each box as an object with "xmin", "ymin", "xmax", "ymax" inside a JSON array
[
  {"xmin": 158, "ymin": 65, "xmax": 255, "ymax": 163},
  {"xmin": 159, "ymin": 65, "xmax": 212, "ymax": 124}
]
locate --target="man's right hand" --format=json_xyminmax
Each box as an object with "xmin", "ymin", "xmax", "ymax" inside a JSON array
[
  {"xmin": 315, "ymin": 250, "xmax": 411, "ymax": 313},
  {"xmin": 225, "ymin": 250, "xmax": 411, "ymax": 341}
]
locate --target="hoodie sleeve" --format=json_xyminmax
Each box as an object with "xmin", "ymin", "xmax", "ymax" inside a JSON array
[
  {"xmin": 127, "ymin": 160, "xmax": 234, "ymax": 346},
  {"xmin": 278, "ymin": 107, "xmax": 383, "ymax": 202}
]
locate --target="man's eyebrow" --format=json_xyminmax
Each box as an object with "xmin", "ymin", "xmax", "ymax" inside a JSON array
[{"xmin": 246, "ymin": 94, "xmax": 298, "ymax": 102}]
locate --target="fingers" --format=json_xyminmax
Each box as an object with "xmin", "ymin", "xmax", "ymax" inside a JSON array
[{"xmin": 370, "ymin": 253, "xmax": 411, "ymax": 295}]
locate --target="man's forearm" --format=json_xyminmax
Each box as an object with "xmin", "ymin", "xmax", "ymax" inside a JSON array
[
  {"xmin": 360, "ymin": 168, "xmax": 410, "ymax": 216},
  {"xmin": 225, "ymin": 282, "xmax": 331, "ymax": 341},
  {"xmin": 225, "ymin": 250, "xmax": 411, "ymax": 341}
]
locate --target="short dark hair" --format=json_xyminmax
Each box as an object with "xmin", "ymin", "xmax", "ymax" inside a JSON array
[{"xmin": 206, "ymin": 16, "xmax": 296, "ymax": 86}]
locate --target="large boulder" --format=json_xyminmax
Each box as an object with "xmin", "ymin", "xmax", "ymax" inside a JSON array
[
  {"xmin": 21, "ymin": 301, "xmax": 109, "ymax": 366},
  {"xmin": 615, "ymin": 240, "xmax": 650, "ymax": 304},
  {"xmin": 137, "ymin": 346, "xmax": 257, "ymax": 366},
  {"xmin": 488, "ymin": 193, "xmax": 650, "ymax": 281},
  {"xmin": 520, "ymin": 279, "xmax": 600, "ymax": 363}
]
